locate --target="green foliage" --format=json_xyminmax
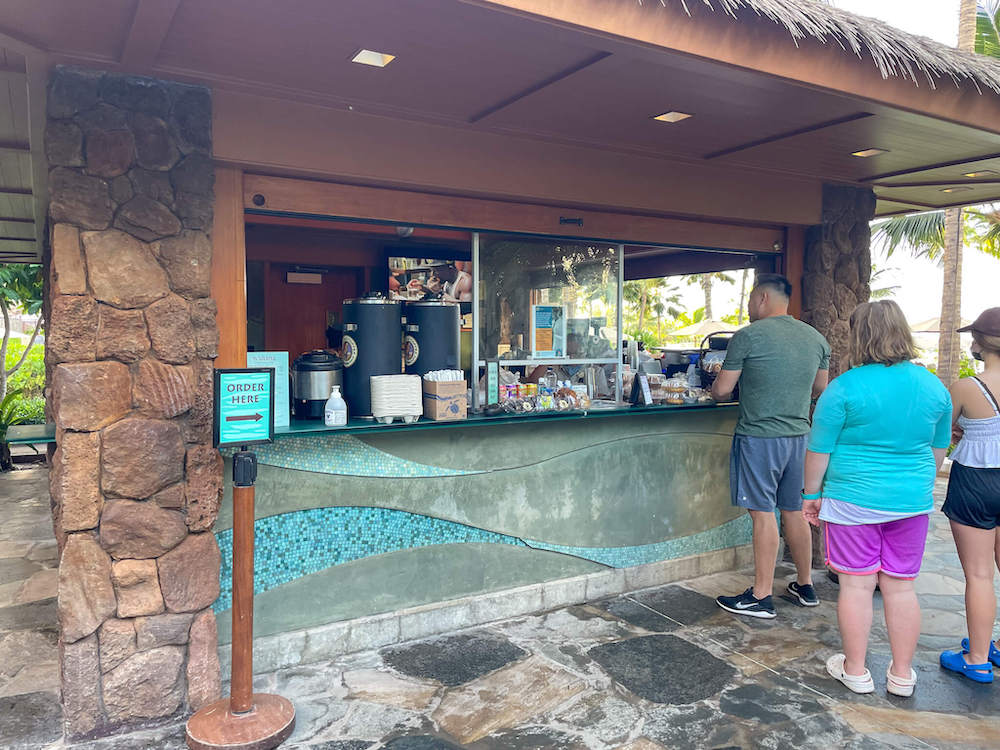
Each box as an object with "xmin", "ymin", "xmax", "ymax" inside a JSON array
[
  {"xmin": 14, "ymin": 397, "xmax": 45, "ymax": 425},
  {"xmin": 976, "ymin": 0, "xmax": 1000, "ymax": 58},
  {"xmin": 4, "ymin": 340, "xmax": 45, "ymax": 399},
  {"xmin": 927, "ymin": 352, "xmax": 980, "ymax": 381},
  {"xmin": 0, "ymin": 388, "xmax": 27, "ymax": 440},
  {"xmin": 0, "ymin": 265, "xmax": 43, "ymax": 315}
]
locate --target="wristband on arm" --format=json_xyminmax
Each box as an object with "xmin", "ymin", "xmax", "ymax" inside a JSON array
[{"xmin": 800, "ymin": 491, "xmax": 822, "ymax": 501}]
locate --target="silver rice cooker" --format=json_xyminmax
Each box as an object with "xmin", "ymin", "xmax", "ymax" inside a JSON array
[{"xmin": 292, "ymin": 350, "xmax": 344, "ymax": 419}]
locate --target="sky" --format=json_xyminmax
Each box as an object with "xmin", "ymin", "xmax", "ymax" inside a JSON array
[{"xmin": 684, "ymin": 0, "xmax": 998, "ymax": 327}]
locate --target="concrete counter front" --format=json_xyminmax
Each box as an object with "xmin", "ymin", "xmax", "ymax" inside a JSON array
[{"xmin": 213, "ymin": 404, "xmax": 748, "ymax": 659}]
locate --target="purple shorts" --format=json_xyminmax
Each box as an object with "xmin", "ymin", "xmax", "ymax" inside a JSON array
[{"xmin": 824, "ymin": 515, "xmax": 929, "ymax": 580}]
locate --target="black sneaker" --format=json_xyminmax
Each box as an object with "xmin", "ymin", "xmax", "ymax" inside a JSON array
[
  {"xmin": 787, "ymin": 581, "xmax": 819, "ymax": 607},
  {"xmin": 716, "ymin": 587, "xmax": 776, "ymax": 619}
]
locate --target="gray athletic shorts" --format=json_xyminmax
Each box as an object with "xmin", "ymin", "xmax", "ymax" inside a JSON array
[{"xmin": 730, "ymin": 434, "xmax": 808, "ymax": 512}]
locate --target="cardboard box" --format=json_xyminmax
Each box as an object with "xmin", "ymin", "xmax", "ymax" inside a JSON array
[{"xmin": 422, "ymin": 380, "xmax": 468, "ymax": 421}]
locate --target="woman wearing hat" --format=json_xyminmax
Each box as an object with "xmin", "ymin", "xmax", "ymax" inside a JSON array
[{"xmin": 940, "ymin": 308, "xmax": 1000, "ymax": 683}]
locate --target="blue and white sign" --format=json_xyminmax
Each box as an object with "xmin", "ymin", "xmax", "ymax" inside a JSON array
[
  {"xmin": 213, "ymin": 368, "xmax": 275, "ymax": 447},
  {"xmin": 246, "ymin": 351, "xmax": 290, "ymax": 427}
]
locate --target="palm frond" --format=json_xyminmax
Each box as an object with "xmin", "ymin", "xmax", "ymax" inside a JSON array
[
  {"xmin": 871, "ymin": 211, "xmax": 946, "ymax": 260},
  {"xmin": 977, "ymin": 0, "xmax": 1000, "ymax": 59}
]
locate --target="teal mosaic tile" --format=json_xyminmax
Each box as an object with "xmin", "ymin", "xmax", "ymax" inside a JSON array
[
  {"xmin": 213, "ymin": 508, "xmax": 752, "ymax": 613},
  {"xmin": 522, "ymin": 515, "xmax": 752, "ymax": 568},
  {"xmin": 222, "ymin": 434, "xmax": 476, "ymax": 478},
  {"xmin": 214, "ymin": 506, "xmax": 524, "ymax": 612}
]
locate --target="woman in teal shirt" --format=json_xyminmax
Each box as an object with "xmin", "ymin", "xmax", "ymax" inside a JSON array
[{"xmin": 802, "ymin": 300, "xmax": 951, "ymax": 698}]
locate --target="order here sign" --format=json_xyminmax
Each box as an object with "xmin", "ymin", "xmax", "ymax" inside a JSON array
[{"xmin": 213, "ymin": 368, "xmax": 276, "ymax": 447}]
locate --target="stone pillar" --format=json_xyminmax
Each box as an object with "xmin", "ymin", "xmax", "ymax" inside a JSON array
[
  {"xmin": 802, "ymin": 184, "xmax": 876, "ymax": 377},
  {"xmin": 45, "ymin": 66, "xmax": 223, "ymax": 740}
]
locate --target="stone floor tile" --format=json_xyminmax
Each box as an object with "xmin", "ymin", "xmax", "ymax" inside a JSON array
[
  {"xmin": 0, "ymin": 661, "xmax": 60, "ymax": 698},
  {"xmin": 834, "ymin": 702, "xmax": 1000, "ymax": 748},
  {"xmin": 0, "ymin": 599, "xmax": 57, "ymax": 632},
  {"xmin": 343, "ymin": 669, "xmax": 439, "ymax": 711},
  {"xmin": 628, "ymin": 585, "xmax": 724, "ymax": 627},
  {"xmin": 549, "ymin": 692, "xmax": 641, "ymax": 745},
  {"xmin": 382, "ymin": 737, "xmax": 466, "ymax": 749},
  {"xmin": 913, "ymin": 572, "xmax": 967, "ymax": 596},
  {"xmin": 592, "ymin": 597, "xmax": 679, "ymax": 633},
  {"xmin": 287, "ymin": 741, "xmax": 375, "ymax": 750},
  {"xmin": 613, "ymin": 739, "xmax": 668, "ymax": 750},
  {"xmin": 431, "ymin": 655, "xmax": 587, "ymax": 744},
  {"xmin": 327, "ymin": 700, "xmax": 426, "ymax": 743},
  {"xmin": 588, "ymin": 634, "xmax": 737, "ymax": 705},
  {"xmin": 466, "ymin": 725, "xmax": 590, "ymax": 749},
  {"xmin": 15, "ymin": 568, "xmax": 58, "ymax": 605},
  {"xmin": 281, "ymin": 696, "xmax": 352, "ymax": 747},
  {"xmin": 0, "ymin": 691, "xmax": 62, "ymax": 748},
  {"xmin": 26, "ymin": 541, "xmax": 59, "ymax": 567},
  {"xmin": 0, "ymin": 541, "xmax": 33, "ymax": 560},
  {"xmin": 0, "ymin": 558, "xmax": 42, "ymax": 587},
  {"xmin": 381, "ymin": 631, "xmax": 527, "ymax": 688}
]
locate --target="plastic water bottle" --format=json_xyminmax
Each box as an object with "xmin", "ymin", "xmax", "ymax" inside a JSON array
[
  {"xmin": 324, "ymin": 385, "xmax": 348, "ymax": 427},
  {"xmin": 686, "ymin": 355, "xmax": 702, "ymax": 388},
  {"xmin": 545, "ymin": 366, "xmax": 557, "ymax": 391}
]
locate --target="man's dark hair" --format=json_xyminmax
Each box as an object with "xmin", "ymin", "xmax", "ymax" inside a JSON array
[{"xmin": 754, "ymin": 273, "xmax": 793, "ymax": 299}]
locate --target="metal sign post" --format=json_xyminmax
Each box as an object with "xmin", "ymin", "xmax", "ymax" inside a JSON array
[{"xmin": 187, "ymin": 368, "xmax": 295, "ymax": 750}]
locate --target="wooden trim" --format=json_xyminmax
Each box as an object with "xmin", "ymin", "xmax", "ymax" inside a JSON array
[
  {"xmin": 875, "ymin": 179, "xmax": 1000, "ymax": 188},
  {"xmin": 243, "ymin": 174, "xmax": 785, "ymax": 254},
  {"xmin": 865, "ymin": 153, "xmax": 1000, "ymax": 182},
  {"xmin": 704, "ymin": 113, "xmax": 874, "ymax": 161},
  {"xmin": 784, "ymin": 226, "xmax": 806, "ymax": 319},
  {"xmin": 212, "ymin": 167, "xmax": 248, "ymax": 368}
]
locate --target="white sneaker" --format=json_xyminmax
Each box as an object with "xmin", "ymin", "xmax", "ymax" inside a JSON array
[
  {"xmin": 826, "ymin": 653, "xmax": 875, "ymax": 694},
  {"xmin": 886, "ymin": 661, "xmax": 916, "ymax": 697}
]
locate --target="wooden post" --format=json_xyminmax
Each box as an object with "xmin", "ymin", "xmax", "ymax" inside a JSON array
[
  {"xmin": 229, "ymin": 484, "xmax": 255, "ymax": 715},
  {"xmin": 186, "ymin": 450, "xmax": 295, "ymax": 750}
]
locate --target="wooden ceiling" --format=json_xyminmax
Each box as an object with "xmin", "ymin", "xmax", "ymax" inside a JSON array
[
  {"xmin": 0, "ymin": 49, "xmax": 38, "ymax": 263},
  {"xmin": 3, "ymin": 0, "xmax": 1000, "ymax": 261}
]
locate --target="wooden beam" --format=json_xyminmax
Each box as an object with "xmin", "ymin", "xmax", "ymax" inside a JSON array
[
  {"xmin": 0, "ymin": 187, "xmax": 31, "ymax": 196},
  {"xmin": 119, "ymin": 0, "xmax": 182, "ymax": 70},
  {"xmin": 874, "ymin": 179, "xmax": 1000, "ymax": 188},
  {"xmin": 461, "ymin": 0, "xmax": 1000, "ymax": 137},
  {"xmin": 0, "ymin": 216, "xmax": 34, "ymax": 223},
  {"xmin": 243, "ymin": 174, "xmax": 786, "ymax": 254},
  {"xmin": 24, "ymin": 55, "xmax": 48, "ymax": 253},
  {"xmin": 0, "ymin": 236, "xmax": 34, "ymax": 242},
  {"xmin": 704, "ymin": 113, "xmax": 875, "ymax": 160},
  {"xmin": 865, "ymin": 153, "xmax": 1000, "ymax": 182},
  {"xmin": 212, "ymin": 167, "xmax": 248, "ymax": 369},
  {"xmin": 469, "ymin": 51, "xmax": 611, "ymax": 124}
]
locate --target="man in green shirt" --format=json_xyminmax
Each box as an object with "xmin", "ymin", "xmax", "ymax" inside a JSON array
[{"xmin": 711, "ymin": 274, "xmax": 831, "ymax": 618}]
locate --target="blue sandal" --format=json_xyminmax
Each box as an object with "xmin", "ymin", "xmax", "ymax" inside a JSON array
[
  {"xmin": 961, "ymin": 638, "xmax": 1000, "ymax": 668},
  {"xmin": 941, "ymin": 649, "xmax": 994, "ymax": 683}
]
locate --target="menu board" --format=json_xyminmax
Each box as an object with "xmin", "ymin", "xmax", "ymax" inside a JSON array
[
  {"xmin": 246, "ymin": 351, "xmax": 290, "ymax": 427},
  {"xmin": 531, "ymin": 304, "xmax": 566, "ymax": 358}
]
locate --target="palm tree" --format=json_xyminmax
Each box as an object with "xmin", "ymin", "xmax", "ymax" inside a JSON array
[
  {"xmin": 686, "ymin": 272, "xmax": 735, "ymax": 320},
  {"xmin": 871, "ymin": 0, "xmax": 998, "ymax": 386},
  {"xmin": 623, "ymin": 278, "xmax": 682, "ymax": 335}
]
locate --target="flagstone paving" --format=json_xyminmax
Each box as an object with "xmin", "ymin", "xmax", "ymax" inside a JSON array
[{"xmin": 1, "ymin": 470, "xmax": 999, "ymax": 749}]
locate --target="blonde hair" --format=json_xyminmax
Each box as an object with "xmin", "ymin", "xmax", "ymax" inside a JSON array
[
  {"xmin": 848, "ymin": 300, "xmax": 918, "ymax": 368},
  {"xmin": 973, "ymin": 330, "xmax": 1000, "ymax": 356}
]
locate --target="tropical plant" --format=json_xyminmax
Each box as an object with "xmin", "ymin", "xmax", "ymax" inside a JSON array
[
  {"xmin": 623, "ymin": 278, "xmax": 682, "ymax": 337},
  {"xmin": 685, "ymin": 273, "xmax": 735, "ymax": 320},
  {"xmin": 0, "ymin": 388, "xmax": 28, "ymax": 471},
  {"xmin": 0, "ymin": 264, "xmax": 44, "ymax": 401},
  {"xmin": 868, "ymin": 0, "xmax": 1000, "ymax": 386},
  {"xmin": 869, "ymin": 263, "xmax": 899, "ymax": 300}
]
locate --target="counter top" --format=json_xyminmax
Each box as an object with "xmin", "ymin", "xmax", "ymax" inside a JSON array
[
  {"xmin": 7, "ymin": 402, "xmax": 737, "ymax": 446},
  {"xmin": 274, "ymin": 401, "xmax": 735, "ymax": 440}
]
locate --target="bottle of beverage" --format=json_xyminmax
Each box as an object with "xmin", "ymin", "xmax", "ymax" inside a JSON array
[
  {"xmin": 544, "ymin": 366, "xmax": 557, "ymax": 392},
  {"xmin": 686, "ymin": 354, "xmax": 702, "ymax": 388},
  {"xmin": 324, "ymin": 385, "xmax": 348, "ymax": 427}
]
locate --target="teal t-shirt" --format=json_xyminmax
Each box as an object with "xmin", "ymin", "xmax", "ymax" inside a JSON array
[
  {"xmin": 808, "ymin": 361, "xmax": 952, "ymax": 514},
  {"xmin": 722, "ymin": 316, "xmax": 831, "ymax": 438}
]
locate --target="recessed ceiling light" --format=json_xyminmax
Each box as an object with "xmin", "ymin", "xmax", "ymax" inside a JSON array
[
  {"xmin": 351, "ymin": 49, "xmax": 395, "ymax": 68},
  {"xmin": 940, "ymin": 186, "xmax": 974, "ymax": 193},
  {"xmin": 963, "ymin": 169, "xmax": 998, "ymax": 178},
  {"xmin": 653, "ymin": 111, "xmax": 692, "ymax": 123},
  {"xmin": 851, "ymin": 148, "xmax": 889, "ymax": 158}
]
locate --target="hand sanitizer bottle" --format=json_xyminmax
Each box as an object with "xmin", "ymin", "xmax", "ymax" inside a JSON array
[{"xmin": 324, "ymin": 385, "xmax": 348, "ymax": 427}]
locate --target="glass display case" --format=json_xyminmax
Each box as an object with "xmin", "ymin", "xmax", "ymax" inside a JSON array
[{"xmin": 472, "ymin": 232, "xmax": 623, "ymax": 407}]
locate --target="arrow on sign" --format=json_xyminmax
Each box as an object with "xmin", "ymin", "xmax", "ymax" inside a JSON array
[{"xmin": 226, "ymin": 413, "xmax": 264, "ymax": 423}]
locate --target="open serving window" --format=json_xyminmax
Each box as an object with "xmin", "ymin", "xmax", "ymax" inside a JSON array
[{"xmin": 472, "ymin": 232, "xmax": 624, "ymax": 407}]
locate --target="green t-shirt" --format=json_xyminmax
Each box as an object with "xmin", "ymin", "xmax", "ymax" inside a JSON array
[{"xmin": 722, "ymin": 315, "xmax": 831, "ymax": 438}]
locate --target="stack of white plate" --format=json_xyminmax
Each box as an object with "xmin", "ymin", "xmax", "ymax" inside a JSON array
[{"xmin": 370, "ymin": 374, "xmax": 423, "ymax": 423}]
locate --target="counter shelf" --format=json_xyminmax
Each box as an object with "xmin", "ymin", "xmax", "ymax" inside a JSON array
[{"xmin": 274, "ymin": 400, "xmax": 735, "ymax": 440}]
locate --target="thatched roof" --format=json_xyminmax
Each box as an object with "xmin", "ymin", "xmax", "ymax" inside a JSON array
[{"xmin": 653, "ymin": 0, "xmax": 1000, "ymax": 94}]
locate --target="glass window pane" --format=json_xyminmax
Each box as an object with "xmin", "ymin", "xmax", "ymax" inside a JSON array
[{"xmin": 478, "ymin": 235, "xmax": 619, "ymax": 362}]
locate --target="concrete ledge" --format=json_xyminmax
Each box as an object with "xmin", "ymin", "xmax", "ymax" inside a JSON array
[{"xmin": 218, "ymin": 543, "xmax": 753, "ymax": 678}]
